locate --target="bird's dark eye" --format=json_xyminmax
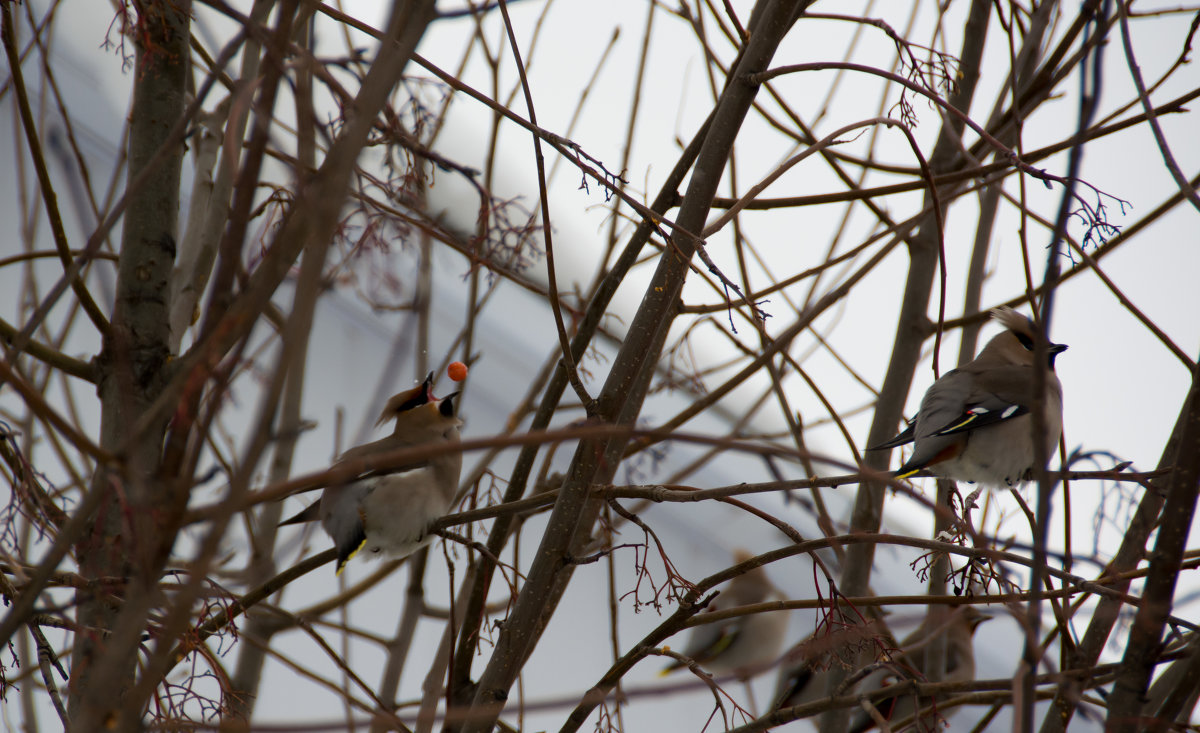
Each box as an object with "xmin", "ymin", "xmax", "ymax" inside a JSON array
[{"xmin": 1014, "ymin": 332, "xmax": 1035, "ymax": 350}]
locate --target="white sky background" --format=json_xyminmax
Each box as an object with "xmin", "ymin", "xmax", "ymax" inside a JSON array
[{"xmin": 2, "ymin": 0, "xmax": 1199, "ymax": 730}]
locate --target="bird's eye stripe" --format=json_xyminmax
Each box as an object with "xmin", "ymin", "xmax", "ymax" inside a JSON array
[
  {"xmin": 394, "ymin": 387, "xmax": 434, "ymax": 414},
  {"xmin": 395, "ymin": 396, "xmax": 425, "ymax": 412}
]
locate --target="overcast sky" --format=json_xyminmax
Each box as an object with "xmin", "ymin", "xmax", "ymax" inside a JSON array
[{"xmin": 3, "ymin": 1, "xmax": 1198, "ymax": 730}]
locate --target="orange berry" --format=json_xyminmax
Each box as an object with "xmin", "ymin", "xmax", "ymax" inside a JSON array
[{"xmin": 448, "ymin": 361, "xmax": 469, "ymax": 382}]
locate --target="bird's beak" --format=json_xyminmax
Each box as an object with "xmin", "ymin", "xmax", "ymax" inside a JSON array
[
  {"xmin": 376, "ymin": 373, "xmax": 439, "ymax": 427},
  {"xmin": 1048, "ymin": 342, "xmax": 1068, "ymax": 368},
  {"xmin": 439, "ymin": 392, "xmax": 460, "ymax": 417}
]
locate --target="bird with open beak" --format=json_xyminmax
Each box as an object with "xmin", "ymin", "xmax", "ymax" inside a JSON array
[{"xmin": 280, "ymin": 372, "xmax": 462, "ymax": 573}]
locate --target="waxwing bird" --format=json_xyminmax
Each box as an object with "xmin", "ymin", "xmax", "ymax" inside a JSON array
[
  {"xmin": 280, "ymin": 372, "xmax": 462, "ymax": 573},
  {"xmin": 661, "ymin": 550, "xmax": 790, "ymax": 680},
  {"xmin": 870, "ymin": 307, "xmax": 1067, "ymax": 488},
  {"xmin": 1142, "ymin": 634, "xmax": 1200, "ymax": 727},
  {"xmin": 771, "ymin": 636, "xmax": 824, "ymax": 712},
  {"xmin": 847, "ymin": 606, "xmax": 988, "ymax": 733},
  {"xmin": 771, "ymin": 613, "xmax": 897, "ymax": 712}
]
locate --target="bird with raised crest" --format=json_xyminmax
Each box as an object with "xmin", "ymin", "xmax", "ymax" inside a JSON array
[
  {"xmin": 280, "ymin": 371, "xmax": 463, "ymax": 573},
  {"xmin": 870, "ymin": 307, "xmax": 1067, "ymax": 488}
]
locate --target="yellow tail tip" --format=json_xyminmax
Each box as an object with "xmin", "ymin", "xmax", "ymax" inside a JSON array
[
  {"xmin": 336, "ymin": 538, "xmax": 369, "ymax": 575},
  {"xmin": 658, "ymin": 646, "xmax": 679, "ymax": 677}
]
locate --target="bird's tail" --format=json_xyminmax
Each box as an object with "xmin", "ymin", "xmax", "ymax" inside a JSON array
[{"xmin": 278, "ymin": 502, "xmax": 321, "ymax": 526}]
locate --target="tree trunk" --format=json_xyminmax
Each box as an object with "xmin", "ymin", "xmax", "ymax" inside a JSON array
[{"xmin": 68, "ymin": 0, "xmax": 191, "ymax": 726}]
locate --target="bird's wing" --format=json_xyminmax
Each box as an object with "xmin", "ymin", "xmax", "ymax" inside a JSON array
[
  {"xmin": 279, "ymin": 494, "xmax": 366, "ymax": 573},
  {"xmin": 772, "ymin": 665, "xmax": 814, "ymax": 710},
  {"xmin": 277, "ymin": 442, "xmax": 426, "ymax": 526},
  {"xmin": 867, "ymin": 418, "xmax": 917, "ymax": 450},
  {"xmin": 893, "ymin": 367, "xmax": 1032, "ymax": 477},
  {"xmin": 872, "ymin": 368, "xmax": 997, "ymax": 469},
  {"xmin": 892, "ymin": 370, "xmax": 975, "ymax": 476},
  {"xmin": 351, "ymin": 463, "xmax": 429, "ymax": 482},
  {"xmin": 660, "ymin": 620, "xmax": 740, "ymax": 675},
  {"xmin": 278, "ymin": 501, "xmax": 322, "ymax": 526},
  {"xmin": 318, "ymin": 483, "xmax": 370, "ymax": 574},
  {"xmin": 928, "ymin": 403, "xmax": 1028, "ymax": 437},
  {"xmin": 336, "ymin": 436, "xmax": 430, "ymax": 481},
  {"xmin": 925, "ymin": 365, "xmax": 1036, "ymax": 437}
]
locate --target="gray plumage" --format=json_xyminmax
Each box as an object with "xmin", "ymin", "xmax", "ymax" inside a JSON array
[
  {"xmin": 1143, "ymin": 635, "xmax": 1200, "ymax": 727},
  {"xmin": 280, "ymin": 373, "xmax": 462, "ymax": 573},
  {"xmin": 662, "ymin": 550, "xmax": 790, "ymax": 680},
  {"xmin": 847, "ymin": 607, "xmax": 987, "ymax": 733},
  {"xmin": 771, "ymin": 614, "xmax": 898, "ymax": 712},
  {"xmin": 872, "ymin": 307, "xmax": 1067, "ymax": 487}
]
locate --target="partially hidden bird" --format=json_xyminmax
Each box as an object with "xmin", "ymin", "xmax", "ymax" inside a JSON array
[
  {"xmin": 846, "ymin": 606, "xmax": 988, "ymax": 733},
  {"xmin": 661, "ymin": 550, "xmax": 790, "ymax": 680},
  {"xmin": 870, "ymin": 307, "xmax": 1067, "ymax": 487},
  {"xmin": 280, "ymin": 372, "xmax": 463, "ymax": 573},
  {"xmin": 1142, "ymin": 634, "xmax": 1200, "ymax": 728},
  {"xmin": 771, "ymin": 612, "xmax": 898, "ymax": 712}
]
